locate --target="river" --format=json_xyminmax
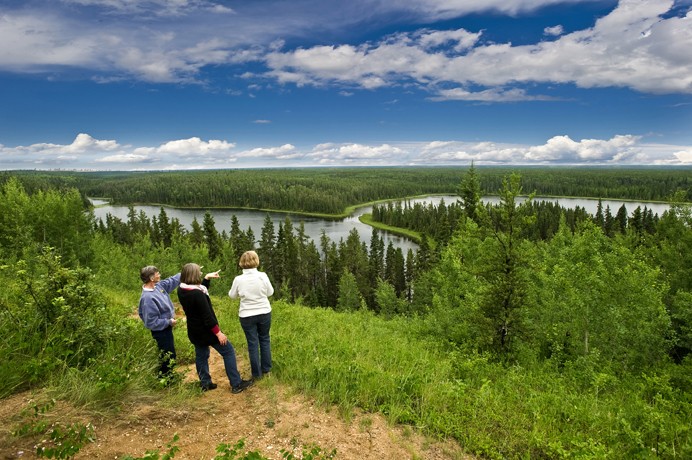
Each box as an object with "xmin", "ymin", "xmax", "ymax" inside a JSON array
[{"xmin": 90, "ymin": 196, "xmax": 671, "ymax": 253}]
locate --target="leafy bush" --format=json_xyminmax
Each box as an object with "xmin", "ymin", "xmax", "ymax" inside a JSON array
[{"xmin": 0, "ymin": 249, "xmax": 155, "ymax": 399}]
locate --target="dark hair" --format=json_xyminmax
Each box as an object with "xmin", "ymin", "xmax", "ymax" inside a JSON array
[
  {"xmin": 140, "ymin": 265, "xmax": 158, "ymax": 283},
  {"xmin": 180, "ymin": 263, "xmax": 203, "ymax": 285}
]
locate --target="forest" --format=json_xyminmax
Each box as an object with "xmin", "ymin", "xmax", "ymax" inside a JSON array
[
  {"xmin": 0, "ymin": 167, "xmax": 690, "ymax": 459},
  {"xmin": 2, "ymin": 166, "xmax": 690, "ymax": 215}
]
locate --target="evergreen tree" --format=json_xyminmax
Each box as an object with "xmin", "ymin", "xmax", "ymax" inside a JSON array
[
  {"xmin": 479, "ymin": 173, "xmax": 534, "ymax": 356},
  {"xmin": 157, "ymin": 207, "xmax": 172, "ymax": 247},
  {"xmin": 322, "ymin": 235, "xmax": 341, "ymax": 308},
  {"xmin": 458, "ymin": 161, "xmax": 482, "ymax": 223},
  {"xmin": 258, "ymin": 214, "xmax": 276, "ymax": 281},
  {"xmin": 189, "ymin": 217, "xmax": 204, "ymax": 247},
  {"xmin": 405, "ymin": 248, "xmax": 416, "ymax": 302},
  {"xmin": 202, "ymin": 211, "xmax": 222, "ymax": 262},
  {"xmin": 615, "ymin": 204, "xmax": 628, "ymax": 233}
]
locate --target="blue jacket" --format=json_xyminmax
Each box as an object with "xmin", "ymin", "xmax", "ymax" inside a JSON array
[{"xmin": 138, "ymin": 273, "xmax": 181, "ymax": 331}]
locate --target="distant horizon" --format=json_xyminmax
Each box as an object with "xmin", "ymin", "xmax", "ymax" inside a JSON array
[
  {"xmin": 1, "ymin": 1, "xmax": 691, "ymax": 169},
  {"xmin": 3, "ymin": 163, "xmax": 692, "ymax": 173}
]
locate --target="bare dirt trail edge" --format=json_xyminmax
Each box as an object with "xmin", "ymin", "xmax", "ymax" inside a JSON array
[{"xmin": 0, "ymin": 352, "xmax": 469, "ymax": 459}]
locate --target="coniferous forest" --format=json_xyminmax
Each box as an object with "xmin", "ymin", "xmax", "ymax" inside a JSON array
[{"xmin": 0, "ymin": 167, "xmax": 691, "ymax": 459}]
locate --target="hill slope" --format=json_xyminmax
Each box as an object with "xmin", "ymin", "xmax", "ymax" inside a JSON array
[{"xmin": 0, "ymin": 353, "xmax": 468, "ymax": 460}]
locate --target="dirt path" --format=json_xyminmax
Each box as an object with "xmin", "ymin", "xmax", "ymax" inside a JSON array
[{"xmin": 0, "ymin": 353, "xmax": 469, "ymax": 460}]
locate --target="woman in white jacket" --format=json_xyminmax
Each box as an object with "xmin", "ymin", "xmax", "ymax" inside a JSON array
[{"xmin": 229, "ymin": 250, "xmax": 275, "ymax": 379}]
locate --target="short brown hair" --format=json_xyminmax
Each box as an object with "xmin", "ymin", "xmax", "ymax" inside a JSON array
[
  {"xmin": 140, "ymin": 265, "xmax": 158, "ymax": 283},
  {"xmin": 180, "ymin": 263, "xmax": 203, "ymax": 285},
  {"xmin": 239, "ymin": 250, "xmax": 260, "ymax": 269}
]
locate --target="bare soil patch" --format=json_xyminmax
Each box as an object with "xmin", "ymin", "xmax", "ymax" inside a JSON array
[{"xmin": 0, "ymin": 353, "xmax": 469, "ymax": 460}]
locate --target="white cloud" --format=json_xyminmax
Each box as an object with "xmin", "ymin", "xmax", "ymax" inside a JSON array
[
  {"xmin": 154, "ymin": 137, "xmax": 236, "ymax": 156},
  {"xmin": 1, "ymin": 0, "xmax": 689, "ymax": 96},
  {"xmin": 1, "ymin": 133, "xmax": 691, "ymax": 169},
  {"xmin": 524, "ymin": 135, "xmax": 639, "ymax": 161},
  {"xmin": 263, "ymin": 0, "xmax": 692, "ymax": 95},
  {"xmin": 235, "ymin": 144, "xmax": 298, "ymax": 159},
  {"xmin": 381, "ymin": 0, "xmax": 604, "ymax": 19},
  {"xmin": 672, "ymin": 149, "xmax": 692, "ymax": 163},
  {"xmin": 308, "ymin": 143, "xmax": 406, "ymax": 165},
  {"xmin": 97, "ymin": 153, "xmax": 152, "ymax": 163},
  {"xmin": 416, "ymin": 134, "xmax": 653, "ymax": 164},
  {"xmin": 544, "ymin": 25, "xmax": 564, "ymax": 36},
  {"xmin": 429, "ymin": 87, "xmax": 559, "ymax": 102}
]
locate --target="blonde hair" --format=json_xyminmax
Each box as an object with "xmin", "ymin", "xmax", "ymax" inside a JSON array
[
  {"xmin": 180, "ymin": 263, "xmax": 203, "ymax": 285},
  {"xmin": 239, "ymin": 250, "xmax": 260, "ymax": 269}
]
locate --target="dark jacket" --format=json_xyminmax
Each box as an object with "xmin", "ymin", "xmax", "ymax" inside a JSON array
[{"xmin": 177, "ymin": 279, "xmax": 220, "ymax": 346}]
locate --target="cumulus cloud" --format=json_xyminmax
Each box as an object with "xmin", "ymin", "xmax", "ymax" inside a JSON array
[
  {"xmin": 1, "ymin": 133, "xmax": 691, "ymax": 169},
  {"xmin": 235, "ymin": 144, "xmax": 298, "ymax": 159},
  {"xmin": 429, "ymin": 87, "xmax": 559, "ymax": 102},
  {"xmin": 263, "ymin": 0, "xmax": 692, "ymax": 95},
  {"xmin": 153, "ymin": 137, "xmax": 235, "ymax": 156},
  {"xmin": 308, "ymin": 143, "xmax": 407, "ymax": 165},
  {"xmin": 544, "ymin": 25, "xmax": 564, "ymax": 36},
  {"xmin": 1, "ymin": 0, "xmax": 689, "ymax": 96},
  {"xmin": 416, "ymin": 135, "xmax": 650, "ymax": 164}
]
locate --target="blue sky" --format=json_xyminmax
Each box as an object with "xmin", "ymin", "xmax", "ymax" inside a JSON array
[{"xmin": 1, "ymin": 0, "xmax": 691, "ymax": 170}]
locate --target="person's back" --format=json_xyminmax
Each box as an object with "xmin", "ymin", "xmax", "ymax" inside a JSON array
[
  {"xmin": 230, "ymin": 268, "xmax": 273, "ymax": 317},
  {"xmin": 229, "ymin": 251, "xmax": 274, "ymax": 380}
]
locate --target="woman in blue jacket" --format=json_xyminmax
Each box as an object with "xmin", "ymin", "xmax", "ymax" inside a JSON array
[{"xmin": 138, "ymin": 265, "xmax": 180, "ymax": 380}]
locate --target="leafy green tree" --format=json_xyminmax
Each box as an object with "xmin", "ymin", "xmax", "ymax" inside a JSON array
[
  {"xmin": 336, "ymin": 270, "xmax": 363, "ymax": 311},
  {"xmin": 424, "ymin": 219, "xmax": 490, "ymax": 350},
  {"xmin": 531, "ymin": 221, "xmax": 671, "ymax": 372},
  {"xmin": 375, "ymin": 279, "xmax": 405, "ymax": 317}
]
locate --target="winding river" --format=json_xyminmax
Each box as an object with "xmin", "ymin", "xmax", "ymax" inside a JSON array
[{"xmin": 91, "ymin": 196, "xmax": 671, "ymax": 253}]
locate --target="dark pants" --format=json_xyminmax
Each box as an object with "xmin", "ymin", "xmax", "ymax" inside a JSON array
[
  {"xmin": 194, "ymin": 341, "xmax": 242, "ymax": 388},
  {"xmin": 240, "ymin": 312, "xmax": 272, "ymax": 378},
  {"xmin": 151, "ymin": 326, "xmax": 176, "ymax": 378}
]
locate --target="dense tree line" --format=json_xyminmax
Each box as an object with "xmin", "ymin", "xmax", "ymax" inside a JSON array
[
  {"xmin": 3, "ymin": 167, "xmax": 689, "ymax": 216},
  {"xmin": 371, "ymin": 196, "xmax": 660, "ymax": 245}
]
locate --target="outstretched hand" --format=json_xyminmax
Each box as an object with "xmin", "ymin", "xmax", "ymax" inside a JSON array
[{"xmin": 205, "ymin": 270, "xmax": 221, "ymax": 280}]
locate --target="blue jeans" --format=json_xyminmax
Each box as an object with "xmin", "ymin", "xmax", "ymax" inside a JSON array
[
  {"xmin": 151, "ymin": 326, "xmax": 176, "ymax": 378},
  {"xmin": 194, "ymin": 342, "xmax": 242, "ymax": 388},
  {"xmin": 240, "ymin": 313, "xmax": 272, "ymax": 378}
]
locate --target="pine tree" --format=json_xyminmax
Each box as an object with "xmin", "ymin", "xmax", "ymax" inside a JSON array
[
  {"xmin": 202, "ymin": 211, "xmax": 222, "ymax": 262},
  {"xmin": 458, "ymin": 161, "xmax": 482, "ymax": 223}
]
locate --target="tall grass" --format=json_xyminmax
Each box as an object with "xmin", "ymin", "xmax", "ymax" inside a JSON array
[
  {"xmin": 250, "ymin": 300, "xmax": 692, "ymax": 459},
  {"xmin": 3, "ymin": 264, "xmax": 690, "ymax": 458}
]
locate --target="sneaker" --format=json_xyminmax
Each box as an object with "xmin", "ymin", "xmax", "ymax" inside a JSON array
[
  {"xmin": 201, "ymin": 382, "xmax": 217, "ymax": 391},
  {"xmin": 231, "ymin": 379, "xmax": 254, "ymax": 394}
]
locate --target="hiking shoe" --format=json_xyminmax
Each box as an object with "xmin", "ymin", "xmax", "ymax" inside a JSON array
[
  {"xmin": 231, "ymin": 379, "xmax": 254, "ymax": 394},
  {"xmin": 201, "ymin": 382, "xmax": 217, "ymax": 391}
]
